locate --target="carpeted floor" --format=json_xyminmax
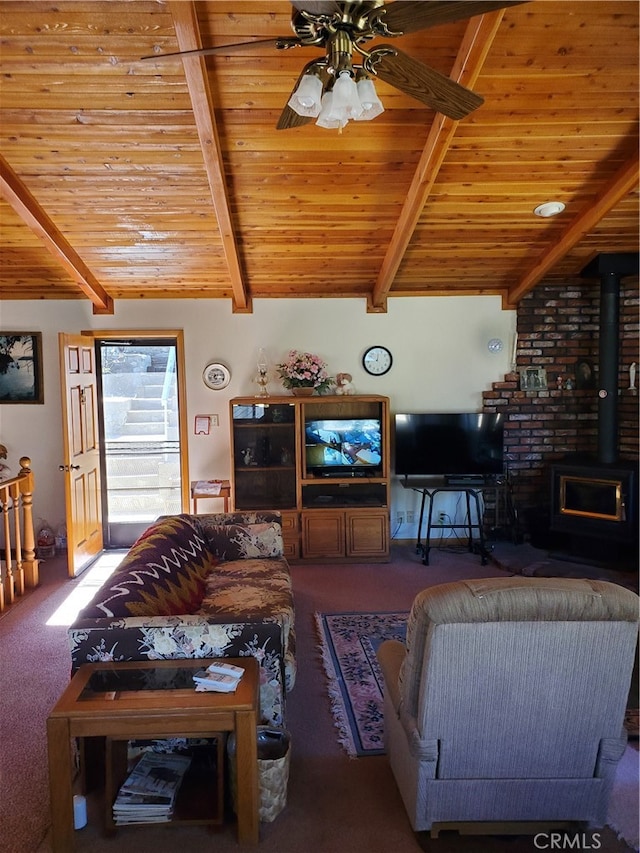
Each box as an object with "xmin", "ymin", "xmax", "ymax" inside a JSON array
[{"xmin": 2, "ymin": 541, "xmax": 637, "ymax": 853}]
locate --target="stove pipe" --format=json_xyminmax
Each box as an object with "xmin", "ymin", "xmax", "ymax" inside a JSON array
[
  {"xmin": 581, "ymin": 253, "xmax": 639, "ymax": 465},
  {"xmin": 598, "ymin": 270, "xmax": 620, "ymax": 464}
]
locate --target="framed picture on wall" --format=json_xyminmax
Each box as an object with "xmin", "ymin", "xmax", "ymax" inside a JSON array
[
  {"xmin": 575, "ymin": 359, "xmax": 595, "ymax": 390},
  {"xmin": 519, "ymin": 367, "xmax": 547, "ymax": 391},
  {"xmin": 0, "ymin": 333, "xmax": 44, "ymax": 404}
]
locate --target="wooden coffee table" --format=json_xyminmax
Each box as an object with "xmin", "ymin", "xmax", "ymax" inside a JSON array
[{"xmin": 47, "ymin": 657, "xmax": 259, "ymax": 851}]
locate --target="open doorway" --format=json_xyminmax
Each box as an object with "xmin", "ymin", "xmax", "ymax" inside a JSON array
[{"xmin": 94, "ymin": 334, "xmax": 189, "ymax": 549}]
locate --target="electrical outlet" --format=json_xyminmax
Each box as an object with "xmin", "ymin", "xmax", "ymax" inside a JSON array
[
  {"xmin": 438, "ymin": 511, "xmax": 447, "ymax": 523},
  {"xmin": 406, "ymin": 511, "xmax": 415, "ymax": 524},
  {"xmin": 396, "ymin": 512, "xmax": 404, "ymax": 524}
]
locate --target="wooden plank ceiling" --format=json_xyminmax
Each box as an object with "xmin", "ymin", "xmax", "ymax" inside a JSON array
[{"xmin": 0, "ymin": 0, "xmax": 638, "ymax": 314}]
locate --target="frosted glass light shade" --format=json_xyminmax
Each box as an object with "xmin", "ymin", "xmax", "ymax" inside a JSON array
[
  {"xmin": 330, "ymin": 71, "xmax": 363, "ymax": 120},
  {"xmin": 354, "ymin": 78, "xmax": 384, "ymax": 121},
  {"xmin": 288, "ymin": 73, "xmax": 323, "ymax": 117},
  {"xmin": 316, "ymin": 92, "xmax": 348, "ymax": 129}
]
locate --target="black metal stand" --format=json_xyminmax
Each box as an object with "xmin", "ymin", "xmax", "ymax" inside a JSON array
[{"xmin": 401, "ymin": 478, "xmax": 515, "ymax": 566}]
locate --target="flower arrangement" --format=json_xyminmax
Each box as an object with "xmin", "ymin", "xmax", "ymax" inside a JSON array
[{"xmin": 276, "ymin": 350, "xmax": 333, "ymax": 393}]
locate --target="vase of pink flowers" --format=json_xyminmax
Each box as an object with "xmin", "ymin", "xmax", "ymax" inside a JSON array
[{"xmin": 276, "ymin": 350, "xmax": 333, "ymax": 395}]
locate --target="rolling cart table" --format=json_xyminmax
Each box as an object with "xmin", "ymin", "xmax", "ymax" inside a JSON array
[{"xmin": 401, "ymin": 478, "xmax": 514, "ymax": 566}]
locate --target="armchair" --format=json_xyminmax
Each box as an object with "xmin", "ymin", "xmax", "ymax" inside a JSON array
[{"xmin": 377, "ymin": 577, "xmax": 639, "ymax": 835}]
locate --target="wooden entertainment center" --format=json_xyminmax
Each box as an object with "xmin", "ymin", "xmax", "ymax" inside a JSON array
[{"xmin": 229, "ymin": 395, "xmax": 390, "ymax": 561}]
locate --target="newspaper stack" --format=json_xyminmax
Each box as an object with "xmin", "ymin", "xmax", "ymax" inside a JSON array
[
  {"xmin": 112, "ymin": 752, "xmax": 191, "ymax": 825},
  {"xmin": 193, "ymin": 661, "xmax": 245, "ymax": 693}
]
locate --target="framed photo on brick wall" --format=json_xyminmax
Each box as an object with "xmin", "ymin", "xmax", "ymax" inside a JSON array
[
  {"xmin": 0, "ymin": 333, "xmax": 44, "ymax": 404},
  {"xmin": 575, "ymin": 359, "xmax": 595, "ymax": 390},
  {"xmin": 520, "ymin": 367, "xmax": 547, "ymax": 391}
]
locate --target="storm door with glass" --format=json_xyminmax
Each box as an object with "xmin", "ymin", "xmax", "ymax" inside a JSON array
[{"xmin": 96, "ymin": 337, "xmax": 186, "ymax": 548}]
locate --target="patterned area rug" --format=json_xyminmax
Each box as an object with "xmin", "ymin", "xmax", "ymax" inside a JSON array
[{"xmin": 315, "ymin": 611, "xmax": 408, "ymax": 757}]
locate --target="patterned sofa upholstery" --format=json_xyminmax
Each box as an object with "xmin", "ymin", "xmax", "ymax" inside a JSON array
[{"xmin": 68, "ymin": 512, "xmax": 295, "ymax": 727}]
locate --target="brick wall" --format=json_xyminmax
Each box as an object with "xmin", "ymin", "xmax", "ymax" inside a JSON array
[{"xmin": 482, "ymin": 278, "xmax": 639, "ymax": 537}]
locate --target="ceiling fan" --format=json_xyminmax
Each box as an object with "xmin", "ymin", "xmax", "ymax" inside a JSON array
[{"xmin": 142, "ymin": 1, "xmax": 527, "ymax": 130}]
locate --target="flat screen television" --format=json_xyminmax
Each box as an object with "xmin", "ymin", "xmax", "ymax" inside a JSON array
[
  {"xmin": 394, "ymin": 412, "xmax": 504, "ymax": 480},
  {"xmin": 305, "ymin": 418, "xmax": 382, "ymax": 476}
]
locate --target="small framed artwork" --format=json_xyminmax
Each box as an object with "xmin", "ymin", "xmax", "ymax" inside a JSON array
[
  {"xmin": 0, "ymin": 333, "xmax": 44, "ymax": 404},
  {"xmin": 575, "ymin": 359, "xmax": 595, "ymax": 390},
  {"xmin": 520, "ymin": 367, "xmax": 547, "ymax": 391}
]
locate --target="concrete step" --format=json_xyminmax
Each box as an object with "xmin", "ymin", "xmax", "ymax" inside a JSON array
[
  {"xmin": 106, "ymin": 457, "xmax": 180, "ymax": 478},
  {"xmin": 139, "ymin": 385, "xmax": 164, "ymax": 398},
  {"xmin": 107, "ymin": 489, "xmax": 181, "ymax": 514},
  {"xmin": 129, "ymin": 398, "xmax": 164, "ymax": 411},
  {"xmin": 107, "ymin": 474, "xmax": 161, "ymax": 489},
  {"xmin": 125, "ymin": 410, "xmax": 165, "ymax": 424},
  {"xmin": 118, "ymin": 422, "xmax": 166, "ymax": 436}
]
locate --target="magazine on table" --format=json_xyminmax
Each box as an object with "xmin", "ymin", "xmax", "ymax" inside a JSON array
[
  {"xmin": 193, "ymin": 661, "xmax": 245, "ymax": 693},
  {"xmin": 193, "ymin": 479, "xmax": 222, "ymax": 495},
  {"xmin": 113, "ymin": 752, "xmax": 191, "ymax": 824}
]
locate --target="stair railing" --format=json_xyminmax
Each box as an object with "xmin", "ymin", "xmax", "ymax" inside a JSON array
[{"xmin": 0, "ymin": 457, "xmax": 39, "ymax": 611}]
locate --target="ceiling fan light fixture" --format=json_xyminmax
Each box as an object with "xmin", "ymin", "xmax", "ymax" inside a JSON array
[
  {"xmin": 288, "ymin": 72, "xmax": 323, "ymax": 117},
  {"xmin": 330, "ymin": 71, "xmax": 364, "ymax": 120},
  {"xmin": 534, "ymin": 201, "xmax": 566, "ymax": 218},
  {"xmin": 354, "ymin": 77, "xmax": 384, "ymax": 121},
  {"xmin": 316, "ymin": 91, "xmax": 348, "ymax": 130}
]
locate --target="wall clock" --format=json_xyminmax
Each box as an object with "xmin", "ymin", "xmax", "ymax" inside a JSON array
[
  {"xmin": 202, "ymin": 362, "xmax": 231, "ymax": 390},
  {"xmin": 487, "ymin": 338, "xmax": 504, "ymax": 353},
  {"xmin": 362, "ymin": 345, "xmax": 393, "ymax": 376}
]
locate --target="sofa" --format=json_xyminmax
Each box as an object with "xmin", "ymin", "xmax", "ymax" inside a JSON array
[{"xmin": 68, "ymin": 512, "xmax": 295, "ymax": 727}]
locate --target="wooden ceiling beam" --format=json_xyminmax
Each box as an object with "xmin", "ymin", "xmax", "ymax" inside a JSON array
[
  {"xmin": 0, "ymin": 155, "xmax": 114, "ymax": 314},
  {"xmin": 507, "ymin": 148, "xmax": 640, "ymax": 306},
  {"xmin": 168, "ymin": 1, "xmax": 251, "ymax": 313},
  {"xmin": 369, "ymin": 11, "xmax": 507, "ymax": 313}
]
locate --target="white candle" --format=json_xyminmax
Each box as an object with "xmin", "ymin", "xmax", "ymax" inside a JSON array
[{"xmin": 511, "ymin": 333, "xmax": 518, "ymax": 367}]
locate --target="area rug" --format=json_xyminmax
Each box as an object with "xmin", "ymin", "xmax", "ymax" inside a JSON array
[{"xmin": 315, "ymin": 610, "xmax": 407, "ymax": 757}]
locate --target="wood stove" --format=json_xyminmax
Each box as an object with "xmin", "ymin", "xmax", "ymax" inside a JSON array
[
  {"xmin": 551, "ymin": 459, "xmax": 637, "ymax": 545},
  {"xmin": 549, "ymin": 253, "xmax": 639, "ymax": 557}
]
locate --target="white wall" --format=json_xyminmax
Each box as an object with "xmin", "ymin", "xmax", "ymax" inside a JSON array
[{"xmin": 0, "ymin": 296, "xmax": 515, "ymax": 538}]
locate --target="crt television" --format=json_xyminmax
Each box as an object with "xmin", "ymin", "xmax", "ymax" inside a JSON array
[
  {"xmin": 394, "ymin": 412, "xmax": 504, "ymax": 479},
  {"xmin": 305, "ymin": 418, "xmax": 382, "ymax": 476}
]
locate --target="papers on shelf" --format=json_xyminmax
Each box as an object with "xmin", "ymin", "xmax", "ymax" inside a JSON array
[
  {"xmin": 113, "ymin": 752, "xmax": 191, "ymax": 825},
  {"xmin": 193, "ymin": 480, "xmax": 222, "ymax": 495},
  {"xmin": 193, "ymin": 661, "xmax": 244, "ymax": 693}
]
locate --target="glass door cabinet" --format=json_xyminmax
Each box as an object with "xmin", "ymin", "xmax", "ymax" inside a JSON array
[{"xmin": 231, "ymin": 403, "xmax": 297, "ymax": 510}]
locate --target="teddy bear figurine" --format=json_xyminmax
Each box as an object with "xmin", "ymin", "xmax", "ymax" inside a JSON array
[{"xmin": 335, "ymin": 373, "xmax": 355, "ymax": 395}]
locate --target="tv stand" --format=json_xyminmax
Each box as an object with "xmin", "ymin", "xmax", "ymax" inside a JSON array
[
  {"xmin": 401, "ymin": 478, "xmax": 510, "ymax": 566},
  {"xmin": 230, "ymin": 395, "xmax": 390, "ymax": 562}
]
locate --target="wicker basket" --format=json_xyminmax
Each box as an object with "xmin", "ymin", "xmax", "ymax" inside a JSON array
[{"xmin": 228, "ymin": 726, "xmax": 291, "ymax": 823}]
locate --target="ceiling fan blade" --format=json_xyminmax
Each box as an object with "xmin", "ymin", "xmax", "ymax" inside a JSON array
[
  {"xmin": 276, "ymin": 60, "xmax": 328, "ymax": 130},
  {"xmin": 373, "ymin": 46, "xmax": 484, "ymax": 120},
  {"xmin": 276, "ymin": 106, "xmax": 314, "ymax": 131},
  {"xmin": 141, "ymin": 37, "xmax": 301, "ymax": 62},
  {"xmin": 290, "ymin": 1, "xmax": 341, "ymax": 14},
  {"xmin": 377, "ymin": 1, "xmax": 528, "ymax": 36}
]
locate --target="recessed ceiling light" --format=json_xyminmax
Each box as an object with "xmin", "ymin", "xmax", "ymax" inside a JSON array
[{"xmin": 534, "ymin": 201, "xmax": 566, "ymax": 218}]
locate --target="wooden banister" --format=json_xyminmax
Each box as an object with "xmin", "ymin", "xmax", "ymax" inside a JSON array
[{"xmin": 0, "ymin": 456, "xmax": 39, "ymax": 612}]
